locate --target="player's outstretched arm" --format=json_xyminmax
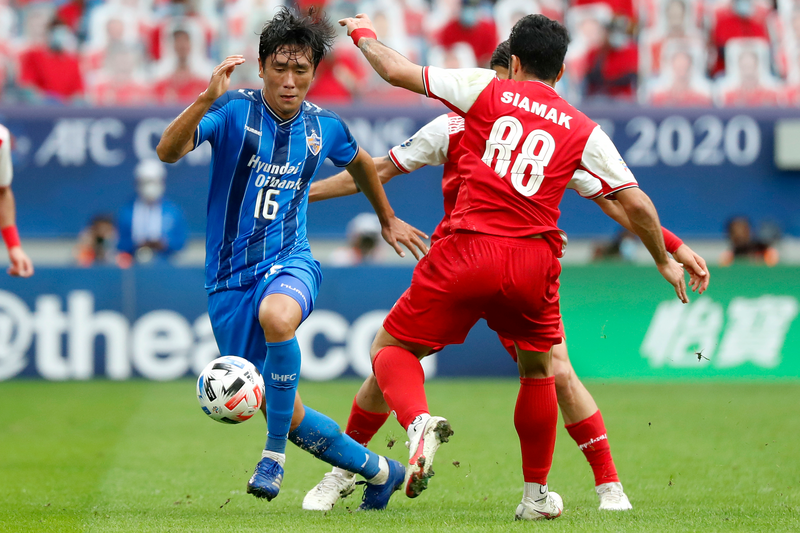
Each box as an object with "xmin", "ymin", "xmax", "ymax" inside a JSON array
[
  {"xmin": 338, "ymin": 15, "xmax": 424, "ymax": 94},
  {"xmin": 309, "ymin": 156, "xmax": 402, "ymax": 203},
  {"xmin": 613, "ymin": 187, "xmax": 688, "ymax": 303},
  {"xmin": 0, "ymin": 186, "xmax": 33, "ymax": 277},
  {"xmin": 346, "ymin": 148, "xmax": 429, "ymax": 259},
  {"xmin": 592, "ymin": 196, "xmax": 709, "ymax": 294},
  {"xmin": 157, "ymin": 55, "xmax": 245, "ymax": 163}
]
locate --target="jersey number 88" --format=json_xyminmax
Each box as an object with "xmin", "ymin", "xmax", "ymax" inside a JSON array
[{"xmin": 482, "ymin": 116, "xmax": 555, "ymax": 197}]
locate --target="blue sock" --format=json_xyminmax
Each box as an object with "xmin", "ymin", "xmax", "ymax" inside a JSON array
[
  {"xmin": 289, "ymin": 406, "xmax": 382, "ymax": 479},
  {"xmin": 263, "ymin": 337, "xmax": 301, "ymax": 454}
]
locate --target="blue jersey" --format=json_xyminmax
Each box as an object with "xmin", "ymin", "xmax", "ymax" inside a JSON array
[{"xmin": 194, "ymin": 89, "xmax": 359, "ymax": 293}]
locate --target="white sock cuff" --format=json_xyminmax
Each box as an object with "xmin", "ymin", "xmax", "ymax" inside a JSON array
[
  {"xmin": 524, "ymin": 482, "xmax": 548, "ymax": 501},
  {"xmin": 366, "ymin": 456, "xmax": 389, "ymax": 485},
  {"xmin": 262, "ymin": 450, "xmax": 286, "ymax": 467}
]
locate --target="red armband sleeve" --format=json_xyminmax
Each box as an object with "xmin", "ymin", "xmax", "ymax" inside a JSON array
[
  {"xmin": 662, "ymin": 227, "xmax": 683, "ymax": 254},
  {"xmin": 1, "ymin": 225, "xmax": 21, "ymax": 248}
]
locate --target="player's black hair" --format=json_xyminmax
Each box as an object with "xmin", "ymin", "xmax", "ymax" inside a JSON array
[
  {"xmin": 490, "ymin": 40, "xmax": 511, "ymax": 72},
  {"xmin": 508, "ymin": 15, "xmax": 570, "ymax": 81},
  {"xmin": 258, "ymin": 6, "xmax": 335, "ymax": 69}
]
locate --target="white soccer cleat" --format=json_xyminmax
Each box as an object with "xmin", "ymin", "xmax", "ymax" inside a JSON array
[
  {"xmin": 515, "ymin": 491, "xmax": 563, "ymax": 520},
  {"xmin": 596, "ymin": 482, "xmax": 632, "ymax": 511},
  {"xmin": 404, "ymin": 415, "xmax": 453, "ymax": 498},
  {"xmin": 302, "ymin": 470, "xmax": 356, "ymax": 511}
]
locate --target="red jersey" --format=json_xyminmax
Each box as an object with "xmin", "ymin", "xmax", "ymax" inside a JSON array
[
  {"xmin": 389, "ymin": 112, "xmax": 618, "ymax": 246},
  {"xmin": 420, "ymin": 67, "xmax": 637, "ymax": 256}
]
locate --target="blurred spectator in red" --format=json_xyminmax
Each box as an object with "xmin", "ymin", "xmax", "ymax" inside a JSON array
[
  {"xmin": 648, "ymin": 45, "xmax": 713, "ymax": 105},
  {"xmin": 18, "ymin": 19, "xmax": 85, "ymax": 102},
  {"xmin": 710, "ymin": 0, "xmax": 771, "ymax": 76},
  {"xmin": 564, "ymin": 3, "xmax": 613, "ymax": 100},
  {"xmin": 572, "ymin": 0, "xmax": 635, "ymax": 19},
  {"xmin": 87, "ymin": 43, "xmax": 153, "ymax": 106},
  {"xmin": 428, "ymin": 42, "xmax": 478, "ymax": 68},
  {"xmin": 74, "ymin": 214, "xmax": 119, "ymax": 267},
  {"xmin": 82, "ymin": 9, "xmax": 141, "ymax": 73},
  {"xmin": 56, "ymin": 0, "xmax": 89, "ymax": 41},
  {"xmin": 153, "ymin": 27, "xmax": 212, "ymax": 104},
  {"xmin": 222, "ymin": 0, "xmax": 281, "ymax": 88},
  {"xmin": 584, "ymin": 17, "xmax": 638, "ymax": 100},
  {"xmin": 495, "ymin": 0, "xmax": 543, "ymax": 43},
  {"xmin": 719, "ymin": 216, "xmax": 779, "ymax": 266},
  {"xmin": 640, "ymin": 0, "xmax": 704, "ymax": 77},
  {"xmin": 306, "ymin": 43, "xmax": 368, "ymax": 103},
  {"xmin": 436, "ymin": 0, "xmax": 498, "ymax": 67},
  {"xmin": 716, "ymin": 39, "xmax": 782, "ymax": 105},
  {"xmin": 149, "ymin": 0, "xmax": 217, "ymax": 61}
]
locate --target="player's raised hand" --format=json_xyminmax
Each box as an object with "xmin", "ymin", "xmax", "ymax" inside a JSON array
[
  {"xmin": 338, "ymin": 13, "xmax": 375, "ymax": 37},
  {"xmin": 672, "ymin": 244, "xmax": 710, "ymax": 294},
  {"xmin": 381, "ymin": 216, "xmax": 429, "ymax": 260},
  {"xmin": 7, "ymin": 246, "xmax": 33, "ymax": 278},
  {"xmin": 203, "ymin": 55, "xmax": 245, "ymax": 101},
  {"xmin": 657, "ymin": 257, "xmax": 689, "ymax": 304}
]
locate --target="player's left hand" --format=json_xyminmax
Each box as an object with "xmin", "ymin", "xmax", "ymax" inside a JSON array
[
  {"xmin": 657, "ymin": 257, "xmax": 689, "ymax": 304},
  {"xmin": 381, "ymin": 216, "xmax": 429, "ymax": 260},
  {"xmin": 672, "ymin": 244, "xmax": 710, "ymax": 294},
  {"xmin": 7, "ymin": 246, "xmax": 33, "ymax": 277},
  {"xmin": 338, "ymin": 14, "xmax": 376, "ymax": 37}
]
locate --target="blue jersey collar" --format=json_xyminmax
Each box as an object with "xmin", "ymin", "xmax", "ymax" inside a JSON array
[{"xmin": 260, "ymin": 89, "xmax": 304, "ymax": 127}]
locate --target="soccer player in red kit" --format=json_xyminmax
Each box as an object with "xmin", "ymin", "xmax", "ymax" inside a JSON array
[
  {"xmin": 338, "ymin": 13, "xmax": 689, "ymax": 520},
  {"xmin": 304, "ymin": 40, "xmax": 709, "ymax": 514}
]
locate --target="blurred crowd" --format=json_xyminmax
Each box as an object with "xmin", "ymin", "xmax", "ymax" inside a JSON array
[{"xmin": 1, "ymin": 0, "xmax": 800, "ymax": 106}]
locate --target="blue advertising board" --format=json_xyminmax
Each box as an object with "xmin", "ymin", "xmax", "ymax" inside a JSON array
[{"xmin": 1, "ymin": 104, "xmax": 798, "ymax": 239}]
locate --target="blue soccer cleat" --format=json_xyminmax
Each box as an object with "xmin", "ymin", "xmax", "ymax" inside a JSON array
[
  {"xmin": 358, "ymin": 458, "xmax": 406, "ymax": 511},
  {"xmin": 246, "ymin": 457, "xmax": 284, "ymax": 501}
]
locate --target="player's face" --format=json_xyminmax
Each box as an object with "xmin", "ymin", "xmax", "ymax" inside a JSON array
[{"xmin": 259, "ymin": 46, "xmax": 315, "ymax": 120}]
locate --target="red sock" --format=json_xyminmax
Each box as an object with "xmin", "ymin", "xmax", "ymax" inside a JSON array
[
  {"xmin": 372, "ymin": 346, "xmax": 428, "ymax": 429},
  {"xmin": 345, "ymin": 396, "xmax": 390, "ymax": 446},
  {"xmin": 565, "ymin": 410, "xmax": 619, "ymax": 485},
  {"xmin": 514, "ymin": 376, "xmax": 558, "ymax": 484}
]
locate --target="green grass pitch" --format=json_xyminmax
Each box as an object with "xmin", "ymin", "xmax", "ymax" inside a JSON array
[{"xmin": 2, "ymin": 379, "xmax": 799, "ymax": 532}]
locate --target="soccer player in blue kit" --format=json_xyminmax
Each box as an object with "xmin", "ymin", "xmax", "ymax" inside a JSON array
[{"xmin": 156, "ymin": 7, "xmax": 428, "ymax": 509}]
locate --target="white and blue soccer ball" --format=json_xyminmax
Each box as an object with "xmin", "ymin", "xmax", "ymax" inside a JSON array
[{"xmin": 197, "ymin": 356, "xmax": 264, "ymax": 424}]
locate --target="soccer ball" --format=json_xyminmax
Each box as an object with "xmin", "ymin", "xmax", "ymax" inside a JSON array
[{"xmin": 197, "ymin": 356, "xmax": 264, "ymax": 424}]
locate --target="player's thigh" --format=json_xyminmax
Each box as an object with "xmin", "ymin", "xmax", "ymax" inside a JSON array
[
  {"xmin": 485, "ymin": 239, "xmax": 562, "ymax": 351},
  {"xmin": 383, "ymin": 234, "xmax": 497, "ymax": 349},
  {"xmin": 208, "ymin": 286, "xmax": 268, "ymax": 372}
]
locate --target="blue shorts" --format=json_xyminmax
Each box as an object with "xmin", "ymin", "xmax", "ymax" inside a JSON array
[{"xmin": 208, "ymin": 255, "xmax": 321, "ymax": 372}]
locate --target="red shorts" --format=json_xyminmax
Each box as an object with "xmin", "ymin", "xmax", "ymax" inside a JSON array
[
  {"xmin": 384, "ymin": 232, "xmax": 562, "ymax": 353},
  {"xmin": 498, "ymin": 322, "xmax": 565, "ymax": 362}
]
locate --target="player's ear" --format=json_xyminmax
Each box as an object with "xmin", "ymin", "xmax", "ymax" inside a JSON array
[
  {"xmin": 510, "ymin": 55, "xmax": 521, "ymax": 79},
  {"xmin": 258, "ymin": 60, "xmax": 265, "ymax": 80},
  {"xmin": 555, "ymin": 64, "xmax": 565, "ymax": 83}
]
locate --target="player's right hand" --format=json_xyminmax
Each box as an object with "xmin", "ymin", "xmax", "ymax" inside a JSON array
[
  {"xmin": 203, "ymin": 55, "xmax": 245, "ymax": 102},
  {"xmin": 672, "ymin": 243, "xmax": 710, "ymax": 294},
  {"xmin": 657, "ymin": 257, "xmax": 688, "ymax": 304},
  {"xmin": 381, "ymin": 215, "xmax": 429, "ymax": 260},
  {"xmin": 7, "ymin": 246, "xmax": 33, "ymax": 278}
]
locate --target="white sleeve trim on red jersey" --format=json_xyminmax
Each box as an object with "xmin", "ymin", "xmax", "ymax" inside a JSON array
[
  {"xmin": 388, "ymin": 114, "xmax": 451, "ymax": 173},
  {"xmin": 579, "ymin": 126, "xmax": 638, "ymax": 195},
  {"xmin": 423, "ymin": 66, "xmax": 497, "ymax": 114},
  {"xmin": 0, "ymin": 125, "xmax": 12, "ymax": 187},
  {"xmin": 567, "ymin": 170, "xmax": 604, "ymax": 199}
]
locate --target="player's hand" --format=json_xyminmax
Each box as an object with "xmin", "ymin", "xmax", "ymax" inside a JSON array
[
  {"xmin": 203, "ymin": 55, "xmax": 245, "ymax": 102},
  {"xmin": 381, "ymin": 216, "xmax": 429, "ymax": 260},
  {"xmin": 338, "ymin": 14, "xmax": 376, "ymax": 37},
  {"xmin": 7, "ymin": 246, "xmax": 33, "ymax": 278},
  {"xmin": 657, "ymin": 257, "xmax": 688, "ymax": 304},
  {"xmin": 672, "ymin": 244, "xmax": 710, "ymax": 294}
]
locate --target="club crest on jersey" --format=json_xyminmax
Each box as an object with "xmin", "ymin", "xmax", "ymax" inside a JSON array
[
  {"xmin": 306, "ymin": 130, "xmax": 322, "ymax": 156},
  {"xmin": 619, "ymin": 158, "xmax": 630, "ymax": 172}
]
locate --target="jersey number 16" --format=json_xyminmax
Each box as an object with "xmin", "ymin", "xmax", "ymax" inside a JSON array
[
  {"xmin": 482, "ymin": 116, "xmax": 555, "ymax": 197},
  {"xmin": 254, "ymin": 188, "xmax": 280, "ymax": 220}
]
